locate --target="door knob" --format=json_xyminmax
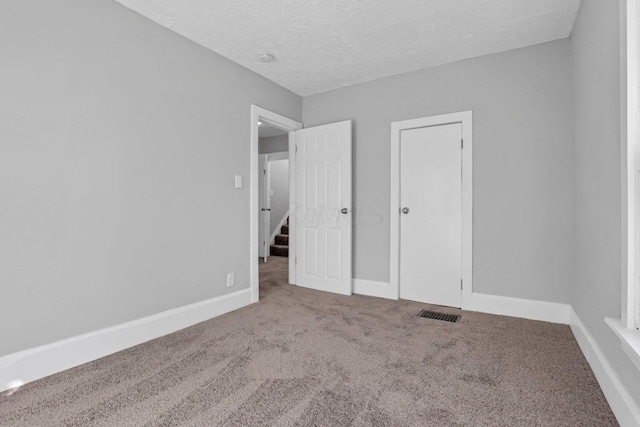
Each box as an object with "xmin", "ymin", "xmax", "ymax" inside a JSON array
[
  {"xmin": 401, "ymin": 207, "xmax": 409, "ymax": 214},
  {"xmin": 341, "ymin": 208, "xmax": 349, "ymax": 214},
  {"xmin": 261, "ymin": 208, "xmax": 270, "ymax": 212}
]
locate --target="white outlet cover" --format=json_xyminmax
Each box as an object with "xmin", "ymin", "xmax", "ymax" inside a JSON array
[
  {"xmin": 234, "ymin": 175, "xmax": 242, "ymax": 189},
  {"xmin": 227, "ymin": 273, "xmax": 235, "ymax": 287}
]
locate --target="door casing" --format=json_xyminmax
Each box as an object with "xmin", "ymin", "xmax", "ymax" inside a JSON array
[{"xmin": 389, "ymin": 110, "xmax": 473, "ymax": 309}]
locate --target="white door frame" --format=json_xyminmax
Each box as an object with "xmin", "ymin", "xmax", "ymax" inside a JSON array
[
  {"xmin": 390, "ymin": 110, "xmax": 473, "ymax": 309},
  {"xmin": 250, "ymin": 105, "xmax": 302, "ymax": 303},
  {"xmin": 624, "ymin": 0, "xmax": 640, "ymax": 329}
]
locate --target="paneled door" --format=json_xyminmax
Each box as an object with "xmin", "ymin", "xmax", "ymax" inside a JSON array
[
  {"xmin": 400, "ymin": 123, "xmax": 462, "ymax": 307},
  {"xmin": 294, "ymin": 121, "xmax": 352, "ymax": 295}
]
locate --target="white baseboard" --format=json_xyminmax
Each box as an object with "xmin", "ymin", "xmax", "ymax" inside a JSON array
[
  {"xmin": 0, "ymin": 288, "xmax": 252, "ymax": 392},
  {"xmin": 351, "ymin": 285, "xmax": 571, "ymax": 324},
  {"xmin": 352, "ymin": 279, "xmax": 397, "ymax": 300},
  {"xmin": 570, "ymin": 309, "xmax": 640, "ymax": 427},
  {"xmin": 467, "ymin": 293, "xmax": 571, "ymax": 324}
]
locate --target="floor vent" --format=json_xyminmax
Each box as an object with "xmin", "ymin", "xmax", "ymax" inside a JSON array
[{"xmin": 417, "ymin": 310, "xmax": 461, "ymax": 323}]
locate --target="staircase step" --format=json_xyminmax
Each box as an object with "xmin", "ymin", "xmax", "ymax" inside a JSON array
[
  {"xmin": 281, "ymin": 224, "xmax": 289, "ymax": 235},
  {"xmin": 275, "ymin": 234, "xmax": 289, "ymax": 245},
  {"xmin": 270, "ymin": 244, "xmax": 289, "ymax": 257}
]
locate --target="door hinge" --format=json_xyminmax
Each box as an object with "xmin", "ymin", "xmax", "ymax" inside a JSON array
[
  {"xmin": 295, "ymin": 144, "xmax": 298, "ymax": 154},
  {"xmin": 263, "ymin": 168, "xmax": 266, "ymax": 175},
  {"xmin": 295, "ymin": 257, "xmax": 298, "ymax": 264},
  {"xmin": 460, "ymin": 279, "xmax": 463, "ymax": 290},
  {"xmin": 461, "ymin": 139, "xmax": 464, "ymax": 149}
]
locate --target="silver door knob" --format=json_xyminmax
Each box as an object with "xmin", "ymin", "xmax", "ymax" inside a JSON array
[
  {"xmin": 401, "ymin": 207, "xmax": 409, "ymax": 214},
  {"xmin": 341, "ymin": 208, "xmax": 349, "ymax": 214}
]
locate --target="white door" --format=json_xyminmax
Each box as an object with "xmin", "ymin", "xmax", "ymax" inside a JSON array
[
  {"xmin": 400, "ymin": 123, "xmax": 462, "ymax": 307},
  {"xmin": 258, "ymin": 154, "xmax": 271, "ymax": 260},
  {"xmin": 295, "ymin": 121, "xmax": 352, "ymax": 295}
]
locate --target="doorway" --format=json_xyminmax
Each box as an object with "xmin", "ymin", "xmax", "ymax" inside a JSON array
[
  {"xmin": 390, "ymin": 111, "xmax": 473, "ymax": 309},
  {"xmin": 251, "ymin": 106, "xmax": 355, "ymax": 303},
  {"xmin": 250, "ymin": 106, "xmax": 302, "ymax": 303}
]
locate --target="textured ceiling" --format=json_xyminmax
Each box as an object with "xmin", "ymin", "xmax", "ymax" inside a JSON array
[{"xmin": 114, "ymin": 0, "xmax": 582, "ymax": 96}]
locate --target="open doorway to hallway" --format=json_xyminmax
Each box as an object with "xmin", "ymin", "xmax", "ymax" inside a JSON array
[
  {"xmin": 250, "ymin": 106, "xmax": 302, "ymax": 304},
  {"xmin": 258, "ymin": 123, "xmax": 291, "ymax": 295},
  {"xmin": 258, "ymin": 124, "xmax": 290, "ymax": 263}
]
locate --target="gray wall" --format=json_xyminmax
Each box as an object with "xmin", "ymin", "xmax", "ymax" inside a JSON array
[
  {"xmin": 259, "ymin": 135, "xmax": 289, "ymax": 154},
  {"xmin": 303, "ymin": 39, "xmax": 575, "ymax": 304},
  {"xmin": 572, "ymin": 0, "xmax": 640, "ymax": 405},
  {"xmin": 268, "ymin": 160, "xmax": 290, "ymax": 237},
  {"xmin": 0, "ymin": 0, "xmax": 301, "ymax": 356}
]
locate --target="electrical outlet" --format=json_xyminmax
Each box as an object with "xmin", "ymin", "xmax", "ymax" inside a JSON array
[{"xmin": 226, "ymin": 273, "xmax": 235, "ymax": 287}]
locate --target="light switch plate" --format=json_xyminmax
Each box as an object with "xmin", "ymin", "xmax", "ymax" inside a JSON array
[{"xmin": 234, "ymin": 175, "xmax": 242, "ymax": 189}]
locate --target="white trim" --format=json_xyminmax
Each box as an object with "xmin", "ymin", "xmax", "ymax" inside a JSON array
[
  {"xmin": 288, "ymin": 129, "xmax": 297, "ymax": 285},
  {"xmin": 270, "ymin": 209, "xmax": 290, "ymax": 246},
  {"xmin": 390, "ymin": 110, "xmax": 473, "ymax": 308},
  {"xmin": 623, "ymin": 0, "xmax": 640, "ymax": 330},
  {"xmin": 606, "ymin": 317, "xmax": 640, "ymax": 372},
  {"xmin": 468, "ymin": 293, "xmax": 571, "ymax": 324},
  {"xmin": 571, "ymin": 310, "xmax": 640, "ymax": 427},
  {"xmin": 0, "ymin": 288, "xmax": 252, "ymax": 392},
  {"xmin": 264, "ymin": 151, "xmax": 289, "ymax": 161},
  {"xmin": 352, "ymin": 286, "xmax": 570, "ymax": 325},
  {"xmin": 353, "ymin": 279, "xmax": 398, "ymax": 300},
  {"xmin": 250, "ymin": 106, "xmax": 302, "ymax": 302}
]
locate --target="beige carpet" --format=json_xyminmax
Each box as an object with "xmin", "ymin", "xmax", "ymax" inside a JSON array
[{"xmin": 0, "ymin": 257, "xmax": 617, "ymax": 426}]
